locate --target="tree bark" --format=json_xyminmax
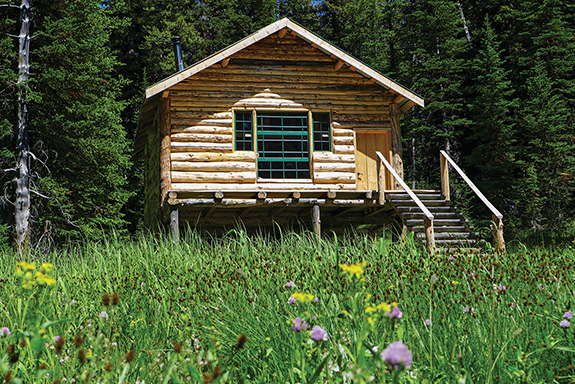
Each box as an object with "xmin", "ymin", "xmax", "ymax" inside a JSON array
[{"xmin": 15, "ymin": 0, "xmax": 31, "ymax": 249}]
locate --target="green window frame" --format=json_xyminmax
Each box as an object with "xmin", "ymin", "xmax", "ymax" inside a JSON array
[
  {"xmin": 256, "ymin": 111, "xmax": 310, "ymax": 179},
  {"xmin": 234, "ymin": 111, "xmax": 253, "ymax": 151},
  {"xmin": 312, "ymin": 112, "xmax": 331, "ymax": 151}
]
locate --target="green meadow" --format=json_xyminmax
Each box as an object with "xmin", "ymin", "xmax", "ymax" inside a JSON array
[{"xmin": 0, "ymin": 231, "xmax": 575, "ymax": 383}]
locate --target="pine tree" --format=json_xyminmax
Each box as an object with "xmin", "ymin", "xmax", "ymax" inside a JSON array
[{"xmin": 26, "ymin": 0, "xmax": 132, "ymax": 242}]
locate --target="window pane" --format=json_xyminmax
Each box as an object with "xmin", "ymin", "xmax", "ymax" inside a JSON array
[
  {"xmin": 312, "ymin": 112, "xmax": 331, "ymax": 152},
  {"xmin": 234, "ymin": 111, "xmax": 253, "ymax": 151}
]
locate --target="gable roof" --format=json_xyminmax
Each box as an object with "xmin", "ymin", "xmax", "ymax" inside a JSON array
[{"xmin": 144, "ymin": 18, "xmax": 424, "ymax": 111}]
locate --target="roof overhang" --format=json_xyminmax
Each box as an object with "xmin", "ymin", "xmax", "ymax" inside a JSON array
[{"xmin": 144, "ymin": 18, "xmax": 424, "ymax": 110}]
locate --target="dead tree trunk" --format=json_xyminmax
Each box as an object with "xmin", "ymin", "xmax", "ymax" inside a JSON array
[{"xmin": 15, "ymin": 0, "xmax": 31, "ymax": 249}]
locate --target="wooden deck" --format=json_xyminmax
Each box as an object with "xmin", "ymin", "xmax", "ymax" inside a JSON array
[{"xmin": 166, "ymin": 189, "xmax": 400, "ymax": 236}]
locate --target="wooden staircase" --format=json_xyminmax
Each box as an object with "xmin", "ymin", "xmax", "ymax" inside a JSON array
[{"xmin": 386, "ymin": 190, "xmax": 481, "ymax": 252}]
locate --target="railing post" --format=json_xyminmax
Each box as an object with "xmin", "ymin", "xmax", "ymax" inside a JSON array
[
  {"xmin": 493, "ymin": 214, "xmax": 505, "ymax": 253},
  {"xmin": 440, "ymin": 152, "xmax": 450, "ymax": 201},
  {"xmin": 378, "ymin": 157, "xmax": 386, "ymax": 205},
  {"xmin": 424, "ymin": 216, "xmax": 436, "ymax": 254}
]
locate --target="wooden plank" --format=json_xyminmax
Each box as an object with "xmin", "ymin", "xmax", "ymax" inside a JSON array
[
  {"xmin": 171, "ymin": 142, "xmax": 233, "ymax": 152},
  {"xmin": 390, "ymin": 103, "xmax": 403, "ymax": 190},
  {"xmin": 313, "ymin": 172, "xmax": 356, "ymax": 184},
  {"xmin": 366, "ymin": 133, "xmax": 377, "ymax": 190},
  {"xmin": 171, "ymin": 126, "xmax": 233, "ymax": 134},
  {"xmin": 171, "ymin": 161, "xmax": 256, "ymax": 172},
  {"xmin": 171, "ymin": 171, "xmax": 256, "ymax": 183},
  {"xmin": 312, "ymin": 153, "xmax": 355, "ymax": 163},
  {"xmin": 355, "ymin": 133, "xmax": 367, "ymax": 190},
  {"xmin": 312, "ymin": 205, "xmax": 321, "ymax": 236},
  {"xmin": 171, "ymin": 133, "xmax": 233, "ymax": 143},
  {"xmin": 313, "ymin": 162, "xmax": 355, "ymax": 172},
  {"xmin": 170, "ymin": 183, "xmax": 357, "ymax": 191},
  {"xmin": 171, "ymin": 151, "xmax": 257, "ymax": 162}
]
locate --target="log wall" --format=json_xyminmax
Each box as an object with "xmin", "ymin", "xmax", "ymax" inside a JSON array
[{"xmin": 167, "ymin": 31, "xmax": 394, "ymax": 192}]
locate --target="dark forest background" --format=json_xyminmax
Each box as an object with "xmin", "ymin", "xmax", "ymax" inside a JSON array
[{"xmin": 1, "ymin": 0, "xmax": 574, "ymax": 248}]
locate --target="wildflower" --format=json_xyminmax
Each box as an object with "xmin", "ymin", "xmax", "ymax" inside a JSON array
[
  {"xmin": 339, "ymin": 261, "xmax": 366, "ymax": 279},
  {"xmin": 70, "ymin": 300, "xmax": 76, "ymax": 306},
  {"xmin": 288, "ymin": 296, "xmax": 297, "ymax": 304},
  {"xmin": 235, "ymin": 334, "xmax": 247, "ymax": 349},
  {"xmin": 496, "ymin": 285, "xmax": 507, "ymax": 291},
  {"xmin": 141, "ymin": 282, "xmax": 145, "ymax": 288},
  {"xmin": 366, "ymin": 306, "xmax": 376, "ymax": 314},
  {"xmin": 560, "ymin": 320, "xmax": 571, "ymax": 328},
  {"xmin": 387, "ymin": 306, "xmax": 403, "ymax": 319},
  {"xmin": 381, "ymin": 341, "xmax": 412, "ymax": 370},
  {"xmin": 39, "ymin": 263, "xmax": 54, "ymax": 273},
  {"xmin": 292, "ymin": 292, "xmax": 314, "ymax": 303},
  {"xmin": 564, "ymin": 311, "xmax": 573, "ymax": 320},
  {"xmin": 377, "ymin": 302, "xmax": 391, "ymax": 312},
  {"xmin": 99, "ymin": 311, "xmax": 109, "ymax": 319},
  {"xmin": 463, "ymin": 306, "xmax": 475, "ymax": 313},
  {"xmin": 314, "ymin": 297, "xmax": 319, "ymax": 303},
  {"xmin": 451, "ymin": 280, "xmax": 460, "ymax": 285},
  {"xmin": 424, "ymin": 319, "xmax": 432, "ymax": 326},
  {"xmin": 448, "ymin": 256, "xmax": 455, "ymax": 261},
  {"xmin": 177, "ymin": 286, "xmax": 182, "ymax": 292},
  {"xmin": 310, "ymin": 325, "xmax": 328, "ymax": 341},
  {"xmin": 0, "ymin": 327, "xmax": 10, "ymax": 337},
  {"xmin": 285, "ymin": 281, "xmax": 296, "ymax": 288},
  {"xmin": 291, "ymin": 317, "xmax": 309, "ymax": 332}
]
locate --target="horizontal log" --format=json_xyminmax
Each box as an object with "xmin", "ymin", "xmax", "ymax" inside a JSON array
[
  {"xmin": 171, "ymin": 126, "xmax": 233, "ymax": 134},
  {"xmin": 171, "ymin": 182, "xmax": 357, "ymax": 191},
  {"xmin": 333, "ymin": 144, "xmax": 354, "ymax": 154},
  {"xmin": 313, "ymin": 162, "xmax": 355, "ymax": 172},
  {"xmin": 171, "ymin": 133, "xmax": 233, "ymax": 143},
  {"xmin": 314, "ymin": 172, "xmax": 356, "ymax": 184},
  {"xmin": 171, "ymin": 142, "xmax": 233, "ymax": 153},
  {"xmin": 171, "ymin": 171, "xmax": 256, "ymax": 183},
  {"xmin": 333, "ymin": 128, "xmax": 355, "ymax": 136},
  {"xmin": 171, "ymin": 151, "xmax": 257, "ymax": 162},
  {"xmin": 170, "ymin": 87, "xmax": 390, "ymax": 98},
  {"xmin": 171, "ymin": 161, "xmax": 256, "ymax": 172},
  {"xmin": 312, "ymin": 153, "xmax": 355, "ymax": 163},
  {"xmin": 170, "ymin": 197, "xmax": 374, "ymax": 207},
  {"xmin": 333, "ymin": 136, "xmax": 354, "ymax": 145}
]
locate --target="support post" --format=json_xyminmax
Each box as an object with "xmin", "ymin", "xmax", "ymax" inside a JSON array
[
  {"xmin": 312, "ymin": 204, "xmax": 321, "ymax": 237},
  {"xmin": 377, "ymin": 156, "xmax": 386, "ymax": 205},
  {"xmin": 170, "ymin": 205, "xmax": 180, "ymax": 243},
  {"xmin": 424, "ymin": 216, "xmax": 436, "ymax": 254},
  {"xmin": 493, "ymin": 215, "xmax": 505, "ymax": 253},
  {"xmin": 390, "ymin": 103, "xmax": 404, "ymax": 190},
  {"xmin": 440, "ymin": 153, "xmax": 450, "ymax": 201}
]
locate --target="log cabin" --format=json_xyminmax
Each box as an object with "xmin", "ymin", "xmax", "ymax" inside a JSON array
[{"xmin": 135, "ymin": 18, "xmax": 505, "ymax": 253}]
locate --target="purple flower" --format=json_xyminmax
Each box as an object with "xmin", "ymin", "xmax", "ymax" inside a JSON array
[
  {"xmin": 141, "ymin": 282, "xmax": 145, "ymax": 288},
  {"xmin": 497, "ymin": 285, "xmax": 507, "ymax": 291},
  {"xmin": 313, "ymin": 297, "xmax": 319, "ymax": 303},
  {"xmin": 177, "ymin": 286, "xmax": 182, "ymax": 292},
  {"xmin": 288, "ymin": 296, "xmax": 297, "ymax": 304},
  {"xmin": 291, "ymin": 317, "xmax": 308, "ymax": 332},
  {"xmin": 386, "ymin": 306, "xmax": 403, "ymax": 319},
  {"xmin": 381, "ymin": 341, "xmax": 412, "ymax": 370},
  {"xmin": 99, "ymin": 311, "xmax": 109, "ymax": 319},
  {"xmin": 285, "ymin": 281, "xmax": 296, "ymax": 288},
  {"xmin": 0, "ymin": 327, "xmax": 10, "ymax": 337},
  {"xmin": 560, "ymin": 320, "xmax": 571, "ymax": 328},
  {"xmin": 424, "ymin": 319, "xmax": 432, "ymax": 326},
  {"xmin": 310, "ymin": 326, "xmax": 328, "ymax": 341},
  {"xmin": 448, "ymin": 256, "xmax": 455, "ymax": 261},
  {"xmin": 463, "ymin": 306, "xmax": 475, "ymax": 313},
  {"xmin": 54, "ymin": 336, "xmax": 62, "ymax": 343},
  {"xmin": 564, "ymin": 311, "xmax": 573, "ymax": 320}
]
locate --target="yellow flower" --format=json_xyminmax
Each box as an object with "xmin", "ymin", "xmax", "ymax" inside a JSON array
[
  {"xmin": 377, "ymin": 302, "xmax": 391, "ymax": 312},
  {"xmin": 339, "ymin": 261, "xmax": 366, "ymax": 279},
  {"xmin": 365, "ymin": 306, "xmax": 376, "ymax": 313},
  {"xmin": 22, "ymin": 279, "xmax": 35, "ymax": 290},
  {"xmin": 451, "ymin": 280, "xmax": 460, "ymax": 285},
  {"xmin": 367, "ymin": 317, "xmax": 375, "ymax": 327},
  {"xmin": 17, "ymin": 261, "xmax": 36, "ymax": 271},
  {"xmin": 40, "ymin": 263, "xmax": 54, "ymax": 273},
  {"xmin": 292, "ymin": 292, "xmax": 314, "ymax": 303}
]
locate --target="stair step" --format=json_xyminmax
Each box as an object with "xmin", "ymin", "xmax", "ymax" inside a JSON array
[
  {"xmin": 405, "ymin": 219, "xmax": 467, "ymax": 226},
  {"xmin": 387, "ymin": 194, "xmax": 445, "ymax": 201},
  {"xmin": 390, "ymin": 200, "xmax": 451, "ymax": 207},
  {"xmin": 412, "ymin": 225, "xmax": 472, "ymax": 233},
  {"xmin": 416, "ymin": 232, "xmax": 478, "ymax": 240},
  {"xmin": 436, "ymin": 247, "xmax": 482, "ymax": 254},
  {"xmin": 435, "ymin": 239, "xmax": 478, "ymax": 246},
  {"xmin": 401, "ymin": 212, "xmax": 462, "ymax": 219},
  {"xmin": 397, "ymin": 206, "xmax": 454, "ymax": 213}
]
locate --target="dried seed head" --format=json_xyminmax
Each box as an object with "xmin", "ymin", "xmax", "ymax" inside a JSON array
[
  {"xmin": 213, "ymin": 366, "xmax": 222, "ymax": 378},
  {"xmin": 9, "ymin": 353, "xmax": 19, "ymax": 364},
  {"xmin": 3, "ymin": 370, "xmax": 12, "ymax": 383},
  {"xmin": 203, "ymin": 373, "xmax": 213, "ymax": 384},
  {"xmin": 235, "ymin": 333, "xmax": 247, "ymax": 349},
  {"xmin": 78, "ymin": 349, "xmax": 86, "ymax": 364},
  {"xmin": 52, "ymin": 379, "xmax": 61, "ymax": 384},
  {"xmin": 20, "ymin": 339, "xmax": 27, "ymax": 348},
  {"xmin": 102, "ymin": 293, "xmax": 111, "ymax": 306},
  {"xmin": 124, "ymin": 349, "xmax": 136, "ymax": 362},
  {"xmin": 104, "ymin": 362, "xmax": 113, "ymax": 371},
  {"xmin": 6, "ymin": 344, "xmax": 15, "ymax": 354},
  {"xmin": 74, "ymin": 335, "xmax": 84, "ymax": 347},
  {"xmin": 39, "ymin": 363, "xmax": 47, "ymax": 369},
  {"xmin": 112, "ymin": 292, "xmax": 120, "ymax": 306},
  {"xmin": 173, "ymin": 342, "xmax": 182, "ymax": 354}
]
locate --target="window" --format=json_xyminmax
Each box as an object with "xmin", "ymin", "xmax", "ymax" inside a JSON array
[
  {"xmin": 312, "ymin": 112, "xmax": 331, "ymax": 151},
  {"xmin": 257, "ymin": 112, "xmax": 310, "ymax": 179},
  {"xmin": 233, "ymin": 110, "xmax": 332, "ymax": 179},
  {"xmin": 234, "ymin": 111, "xmax": 253, "ymax": 151}
]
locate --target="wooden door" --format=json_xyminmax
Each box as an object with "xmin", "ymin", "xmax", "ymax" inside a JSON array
[{"xmin": 355, "ymin": 131, "xmax": 392, "ymax": 190}]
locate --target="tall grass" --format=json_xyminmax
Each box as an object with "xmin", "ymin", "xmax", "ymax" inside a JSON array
[{"xmin": 0, "ymin": 230, "xmax": 574, "ymax": 383}]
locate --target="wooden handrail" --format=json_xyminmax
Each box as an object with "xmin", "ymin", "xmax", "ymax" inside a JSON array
[
  {"xmin": 376, "ymin": 151, "xmax": 435, "ymax": 253},
  {"xmin": 439, "ymin": 150, "xmax": 505, "ymax": 252}
]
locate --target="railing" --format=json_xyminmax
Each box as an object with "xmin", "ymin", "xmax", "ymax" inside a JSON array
[
  {"xmin": 376, "ymin": 151, "xmax": 436, "ymax": 254},
  {"xmin": 440, "ymin": 150, "xmax": 505, "ymax": 252}
]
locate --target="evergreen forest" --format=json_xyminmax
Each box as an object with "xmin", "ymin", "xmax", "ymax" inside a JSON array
[{"xmin": 0, "ymin": 0, "xmax": 574, "ymax": 248}]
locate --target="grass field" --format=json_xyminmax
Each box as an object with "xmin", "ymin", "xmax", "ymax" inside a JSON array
[{"xmin": 0, "ymin": 231, "xmax": 574, "ymax": 383}]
